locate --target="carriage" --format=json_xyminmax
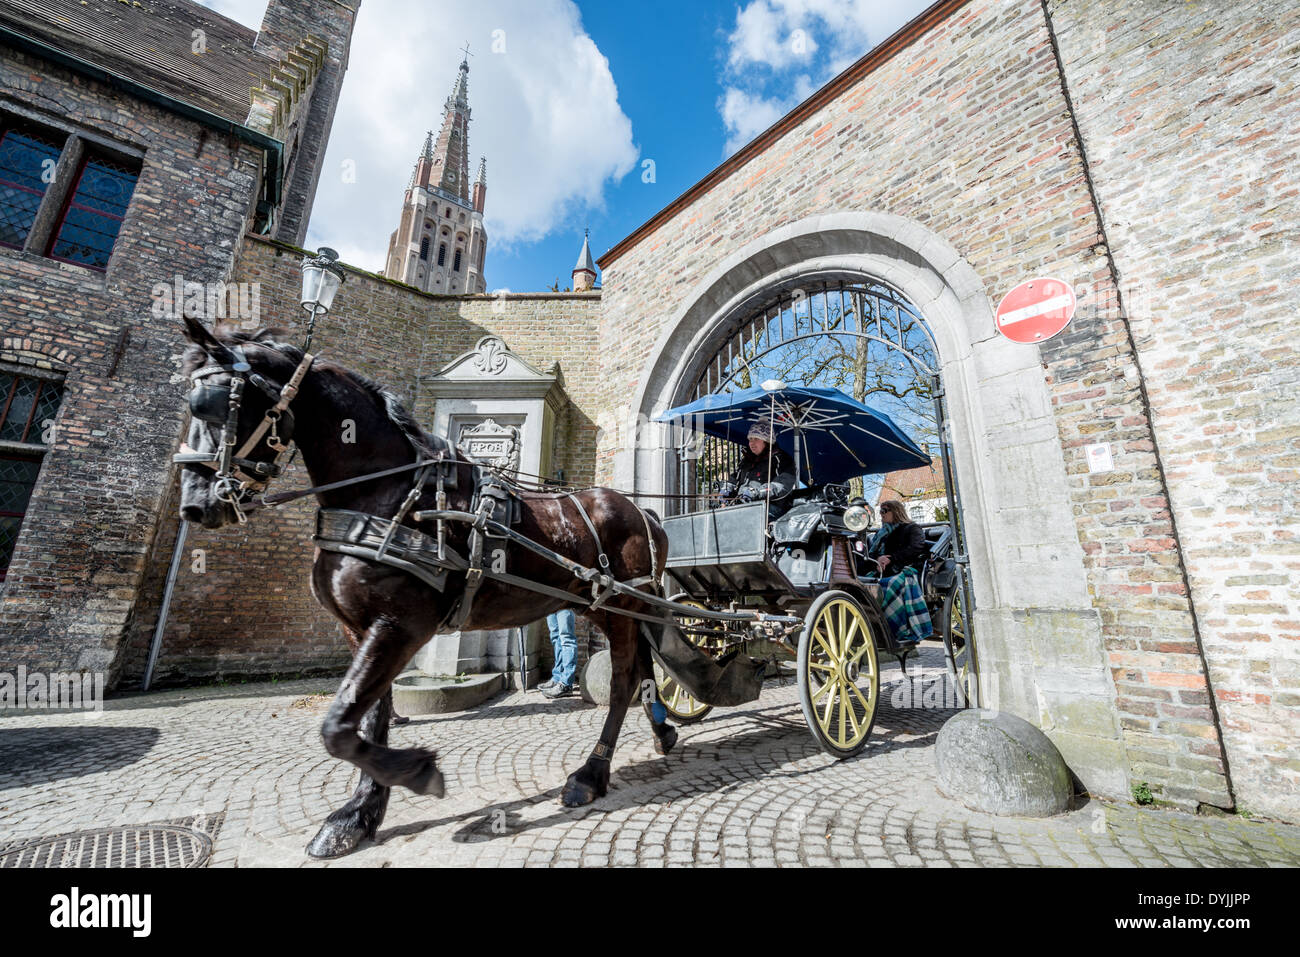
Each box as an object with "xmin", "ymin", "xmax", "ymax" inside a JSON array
[
  {"xmin": 174, "ymin": 317, "xmax": 981, "ymax": 853},
  {"xmin": 645, "ymin": 383, "xmax": 979, "ymax": 757}
]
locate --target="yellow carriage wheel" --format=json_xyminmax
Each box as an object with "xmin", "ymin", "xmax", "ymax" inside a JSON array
[
  {"xmin": 941, "ymin": 567, "xmax": 981, "ymax": 709},
  {"xmin": 654, "ymin": 597, "xmax": 718, "ymax": 725},
  {"xmin": 797, "ymin": 590, "xmax": 879, "ymax": 758}
]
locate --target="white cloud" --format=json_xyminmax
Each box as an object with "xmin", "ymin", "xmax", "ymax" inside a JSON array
[
  {"xmin": 198, "ymin": 0, "xmax": 637, "ymax": 275},
  {"xmin": 719, "ymin": 0, "xmax": 932, "ymax": 154}
]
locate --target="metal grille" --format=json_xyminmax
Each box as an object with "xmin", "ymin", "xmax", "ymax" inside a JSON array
[
  {"xmin": 0, "ymin": 370, "xmax": 63, "ymax": 444},
  {"xmin": 0, "ymin": 126, "xmax": 61, "ymax": 249},
  {"xmin": 675, "ymin": 280, "xmax": 939, "ymax": 511},
  {"xmin": 0, "ymin": 816, "xmax": 222, "ymax": 868},
  {"xmin": 47, "ymin": 153, "xmax": 139, "ymax": 270}
]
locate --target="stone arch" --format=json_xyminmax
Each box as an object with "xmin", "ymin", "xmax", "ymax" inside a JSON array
[
  {"xmin": 1, "ymin": 338, "xmax": 77, "ymax": 371},
  {"xmin": 624, "ymin": 212, "xmax": 1121, "ymax": 784}
]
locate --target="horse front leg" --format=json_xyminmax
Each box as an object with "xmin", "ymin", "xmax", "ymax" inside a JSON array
[
  {"xmin": 562, "ymin": 614, "xmax": 639, "ymax": 807},
  {"xmin": 636, "ymin": 634, "xmax": 678, "ymax": 756},
  {"xmin": 307, "ymin": 689, "xmax": 395, "ymax": 858},
  {"xmin": 320, "ymin": 624, "xmax": 444, "ymax": 798}
]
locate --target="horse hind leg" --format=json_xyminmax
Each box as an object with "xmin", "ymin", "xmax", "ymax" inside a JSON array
[
  {"xmin": 636, "ymin": 634, "xmax": 678, "ymax": 756},
  {"xmin": 307, "ymin": 690, "xmax": 395, "ymax": 859},
  {"xmin": 562, "ymin": 614, "xmax": 639, "ymax": 807}
]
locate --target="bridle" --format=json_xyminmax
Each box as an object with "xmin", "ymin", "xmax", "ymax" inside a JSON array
[{"xmin": 173, "ymin": 342, "xmax": 315, "ymax": 524}]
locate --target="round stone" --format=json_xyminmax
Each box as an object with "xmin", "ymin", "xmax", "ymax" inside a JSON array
[
  {"xmin": 579, "ymin": 649, "xmax": 612, "ymax": 706},
  {"xmin": 935, "ymin": 710, "xmax": 1073, "ymax": 817}
]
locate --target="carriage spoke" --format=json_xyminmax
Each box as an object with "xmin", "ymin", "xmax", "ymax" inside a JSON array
[
  {"xmin": 820, "ymin": 685, "xmax": 836, "ymax": 725},
  {"xmin": 847, "ymin": 679, "xmax": 871, "ymax": 716},
  {"xmin": 843, "ymin": 686, "xmax": 862, "ymax": 736},
  {"xmin": 838, "ymin": 685, "xmax": 852, "ymax": 746},
  {"xmin": 812, "ymin": 676, "xmax": 834, "ymax": 702}
]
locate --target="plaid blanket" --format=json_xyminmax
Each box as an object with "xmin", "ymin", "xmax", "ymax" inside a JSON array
[{"xmin": 881, "ymin": 567, "xmax": 933, "ymax": 643}]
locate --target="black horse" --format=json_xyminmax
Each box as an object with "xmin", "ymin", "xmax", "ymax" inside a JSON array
[{"xmin": 176, "ymin": 318, "xmax": 676, "ymax": 858}]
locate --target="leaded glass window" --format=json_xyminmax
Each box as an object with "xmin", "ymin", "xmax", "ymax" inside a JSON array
[
  {"xmin": 47, "ymin": 154, "xmax": 138, "ymax": 270},
  {"xmin": 0, "ymin": 454, "xmax": 41, "ymax": 582},
  {"xmin": 0, "ymin": 369, "xmax": 62, "ymax": 583},
  {"xmin": 0, "ymin": 125, "xmax": 62, "ymax": 250}
]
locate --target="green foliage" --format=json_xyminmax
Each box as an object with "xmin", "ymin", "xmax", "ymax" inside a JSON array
[{"xmin": 1132, "ymin": 781, "xmax": 1154, "ymax": 805}]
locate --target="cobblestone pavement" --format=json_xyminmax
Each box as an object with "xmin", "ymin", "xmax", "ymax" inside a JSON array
[{"xmin": 3, "ymin": 648, "xmax": 1299, "ymax": 867}]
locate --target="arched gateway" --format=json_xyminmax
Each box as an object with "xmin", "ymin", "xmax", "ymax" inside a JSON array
[{"xmin": 620, "ymin": 212, "xmax": 1130, "ymax": 797}]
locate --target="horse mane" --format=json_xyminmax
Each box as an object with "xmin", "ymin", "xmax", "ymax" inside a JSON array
[{"xmin": 214, "ymin": 326, "xmax": 449, "ymax": 460}]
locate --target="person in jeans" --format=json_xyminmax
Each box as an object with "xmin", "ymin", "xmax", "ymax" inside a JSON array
[{"xmin": 540, "ymin": 608, "xmax": 577, "ymax": 698}]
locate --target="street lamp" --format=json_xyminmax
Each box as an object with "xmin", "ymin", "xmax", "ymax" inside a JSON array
[{"xmin": 299, "ymin": 246, "xmax": 346, "ymax": 347}]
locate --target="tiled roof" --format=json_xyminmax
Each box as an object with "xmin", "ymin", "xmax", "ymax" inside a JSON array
[
  {"xmin": 0, "ymin": 0, "xmax": 274, "ymax": 125},
  {"xmin": 877, "ymin": 457, "xmax": 944, "ymax": 505}
]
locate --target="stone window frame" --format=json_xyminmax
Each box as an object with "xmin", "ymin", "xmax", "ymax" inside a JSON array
[{"xmin": 0, "ymin": 100, "xmax": 145, "ymax": 276}]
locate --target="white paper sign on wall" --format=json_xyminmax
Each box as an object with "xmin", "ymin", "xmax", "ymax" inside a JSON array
[{"xmin": 1086, "ymin": 443, "xmax": 1113, "ymax": 473}]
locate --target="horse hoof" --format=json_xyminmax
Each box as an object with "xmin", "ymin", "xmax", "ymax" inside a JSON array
[
  {"xmin": 562, "ymin": 780, "xmax": 598, "ymax": 807},
  {"xmin": 306, "ymin": 820, "xmax": 368, "ymax": 859},
  {"xmin": 654, "ymin": 726, "xmax": 679, "ymax": 756},
  {"xmin": 409, "ymin": 762, "xmax": 445, "ymax": 798}
]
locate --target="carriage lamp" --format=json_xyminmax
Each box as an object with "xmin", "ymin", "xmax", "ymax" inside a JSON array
[{"xmin": 843, "ymin": 504, "xmax": 872, "ymax": 532}]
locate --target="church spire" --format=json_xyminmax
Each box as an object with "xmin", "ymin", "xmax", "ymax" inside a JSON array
[
  {"xmin": 473, "ymin": 156, "xmax": 487, "ymax": 213},
  {"xmin": 449, "ymin": 55, "xmax": 470, "ymax": 109},
  {"xmin": 425, "ymin": 55, "xmax": 473, "ymax": 201},
  {"xmin": 573, "ymin": 229, "xmax": 597, "ymax": 291},
  {"xmin": 384, "ymin": 54, "xmax": 488, "ymax": 295}
]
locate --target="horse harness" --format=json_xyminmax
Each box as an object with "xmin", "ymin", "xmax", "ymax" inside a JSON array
[
  {"xmin": 174, "ymin": 344, "xmax": 316, "ymax": 523},
  {"xmin": 172, "ymin": 342, "xmax": 662, "ymax": 632}
]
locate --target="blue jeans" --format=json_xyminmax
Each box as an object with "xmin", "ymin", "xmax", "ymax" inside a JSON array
[{"xmin": 546, "ymin": 609, "xmax": 577, "ymax": 686}]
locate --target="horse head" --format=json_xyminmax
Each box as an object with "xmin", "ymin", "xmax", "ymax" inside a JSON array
[{"xmin": 175, "ymin": 316, "xmax": 310, "ymax": 528}]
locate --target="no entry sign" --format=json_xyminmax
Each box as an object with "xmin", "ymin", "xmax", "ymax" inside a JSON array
[{"xmin": 995, "ymin": 277, "xmax": 1076, "ymax": 343}]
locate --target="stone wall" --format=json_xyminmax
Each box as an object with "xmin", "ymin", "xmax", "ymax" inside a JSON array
[
  {"xmin": 593, "ymin": 0, "xmax": 1235, "ymax": 810},
  {"xmin": 1049, "ymin": 0, "xmax": 1300, "ymax": 820},
  {"xmin": 0, "ymin": 45, "xmax": 263, "ymax": 680},
  {"xmin": 119, "ymin": 235, "xmax": 604, "ymax": 686}
]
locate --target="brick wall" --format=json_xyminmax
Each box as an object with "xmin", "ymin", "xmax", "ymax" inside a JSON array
[
  {"xmin": 0, "ymin": 46, "xmax": 262, "ymax": 680},
  {"xmin": 1050, "ymin": 0, "xmax": 1300, "ymax": 820},
  {"xmin": 121, "ymin": 236, "xmax": 604, "ymax": 686},
  {"xmin": 592, "ymin": 0, "xmax": 1235, "ymax": 809}
]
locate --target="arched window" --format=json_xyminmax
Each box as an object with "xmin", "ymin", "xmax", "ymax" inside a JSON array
[
  {"xmin": 453, "ymin": 250, "xmax": 462, "ymax": 272},
  {"xmin": 419, "ymin": 237, "xmax": 429, "ymax": 261},
  {"xmin": 437, "ymin": 243, "xmax": 447, "ymax": 266},
  {"xmin": 673, "ymin": 279, "xmax": 941, "ymax": 512}
]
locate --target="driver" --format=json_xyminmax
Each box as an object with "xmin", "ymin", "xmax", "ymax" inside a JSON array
[{"xmin": 717, "ymin": 420, "xmax": 796, "ymax": 517}]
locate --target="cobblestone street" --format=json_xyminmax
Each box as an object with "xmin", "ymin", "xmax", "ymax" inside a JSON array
[{"xmin": 3, "ymin": 650, "xmax": 1298, "ymax": 868}]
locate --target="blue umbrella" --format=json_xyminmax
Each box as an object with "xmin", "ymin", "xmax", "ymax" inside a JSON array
[{"xmin": 655, "ymin": 383, "xmax": 930, "ymax": 485}]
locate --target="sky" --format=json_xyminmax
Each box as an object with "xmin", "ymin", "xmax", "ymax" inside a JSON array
[{"xmin": 200, "ymin": 0, "xmax": 933, "ymax": 293}]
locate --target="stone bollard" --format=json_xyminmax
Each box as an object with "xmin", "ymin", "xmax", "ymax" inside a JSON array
[
  {"xmin": 935, "ymin": 710, "xmax": 1073, "ymax": 817},
  {"xmin": 579, "ymin": 649, "xmax": 612, "ymax": 706}
]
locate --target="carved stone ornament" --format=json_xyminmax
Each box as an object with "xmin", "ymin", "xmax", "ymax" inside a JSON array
[
  {"xmin": 471, "ymin": 336, "xmax": 509, "ymax": 376},
  {"xmin": 458, "ymin": 418, "xmax": 521, "ymax": 474}
]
